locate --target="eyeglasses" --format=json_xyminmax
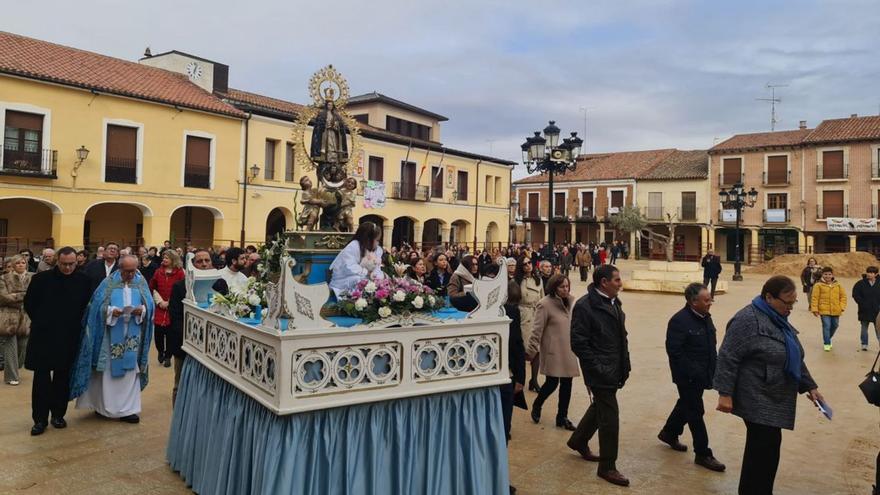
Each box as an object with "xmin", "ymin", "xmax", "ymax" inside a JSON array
[{"xmin": 775, "ymin": 296, "xmax": 798, "ymax": 308}]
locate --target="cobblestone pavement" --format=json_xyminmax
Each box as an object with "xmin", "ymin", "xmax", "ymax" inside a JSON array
[{"xmin": 0, "ymin": 260, "xmax": 877, "ymax": 494}]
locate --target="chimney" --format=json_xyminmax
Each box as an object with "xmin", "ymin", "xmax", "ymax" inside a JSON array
[
  {"xmin": 799, "ymin": 120, "xmax": 807, "ymax": 130},
  {"xmin": 851, "ymin": 113, "xmax": 858, "ymax": 118},
  {"xmin": 143, "ymin": 47, "xmax": 152, "ymax": 58}
]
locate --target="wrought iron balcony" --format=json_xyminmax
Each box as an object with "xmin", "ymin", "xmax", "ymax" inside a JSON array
[
  {"xmin": 677, "ymin": 206, "xmax": 699, "ymax": 222},
  {"xmin": 718, "ymin": 172, "xmax": 745, "ymax": 187},
  {"xmin": 105, "ymin": 156, "xmax": 138, "ymax": 184},
  {"xmin": 817, "ymin": 204, "xmax": 848, "ymax": 219},
  {"xmin": 643, "ymin": 206, "xmax": 665, "ymax": 221},
  {"xmin": 763, "ymin": 170, "xmax": 791, "ymax": 185},
  {"xmin": 390, "ymin": 182, "xmax": 428, "ymax": 201},
  {"xmin": 0, "ymin": 147, "xmax": 57, "ymax": 178},
  {"xmin": 762, "ymin": 208, "xmax": 790, "ymax": 223},
  {"xmin": 576, "ymin": 207, "xmax": 596, "ymax": 221},
  {"xmin": 816, "ymin": 163, "xmax": 848, "ymax": 180},
  {"xmin": 184, "ymin": 170, "xmax": 211, "ymax": 189}
]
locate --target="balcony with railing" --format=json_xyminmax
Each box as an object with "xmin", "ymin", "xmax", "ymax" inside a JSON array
[
  {"xmin": 873, "ymin": 163, "xmax": 880, "ymax": 180},
  {"xmin": 521, "ymin": 207, "xmax": 543, "ymax": 221},
  {"xmin": 677, "ymin": 206, "xmax": 699, "ymax": 222},
  {"xmin": 816, "ymin": 163, "xmax": 848, "ymax": 180},
  {"xmin": 817, "ymin": 204, "xmax": 848, "ymax": 219},
  {"xmin": 105, "ymin": 156, "xmax": 138, "ymax": 184},
  {"xmin": 763, "ymin": 208, "xmax": 790, "ymax": 223},
  {"xmin": 643, "ymin": 206, "xmax": 665, "ymax": 221},
  {"xmin": 390, "ymin": 182, "xmax": 428, "ymax": 201},
  {"xmin": 717, "ymin": 208, "xmax": 737, "ymax": 223},
  {"xmin": 606, "ymin": 206, "xmax": 622, "ymax": 217},
  {"xmin": 184, "ymin": 169, "xmax": 211, "ymax": 189},
  {"xmin": 718, "ymin": 172, "xmax": 745, "ymax": 187},
  {"xmin": 763, "ymin": 170, "xmax": 791, "ymax": 186},
  {"xmin": 0, "ymin": 147, "xmax": 57, "ymax": 178},
  {"xmin": 576, "ymin": 207, "xmax": 596, "ymax": 221}
]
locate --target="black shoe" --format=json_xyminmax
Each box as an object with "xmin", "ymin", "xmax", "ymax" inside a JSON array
[
  {"xmin": 163, "ymin": 358, "xmax": 172, "ymax": 368},
  {"xmin": 120, "ymin": 414, "xmax": 140, "ymax": 424},
  {"xmin": 528, "ymin": 380, "xmax": 541, "ymax": 393},
  {"xmin": 556, "ymin": 417, "xmax": 576, "ymax": 431},
  {"xmin": 658, "ymin": 430, "xmax": 688, "ymax": 452},
  {"xmin": 530, "ymin": 405, "xmax": 541, "ymax": 424},
  {"xmin": 50, "ymin": 417, "xmax": 67, "ymax": 429},
  {"xmin": 157, "ymin": 352, "xmax": 165, "ymax": 364},
  {"xmin": 509, "ymin": 485, "xmax": 517, "ymax": 495},
  {"xmin": 695, "ymin": 455, "xmax": 726, "ymax": 472},
  {"xmin": 31, "ymin": 422, "xmax": 47, "ymax": 436}
]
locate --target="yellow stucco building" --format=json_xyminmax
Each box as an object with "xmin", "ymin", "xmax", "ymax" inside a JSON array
[{"xmin": 0, "ymin": 31, "xmax": 513, "ymax": 254}]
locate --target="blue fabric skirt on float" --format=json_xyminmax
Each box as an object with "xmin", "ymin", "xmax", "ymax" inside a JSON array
[{"xmin": 167, "ymin": 359, "xmax": 510, "ymax": 494}]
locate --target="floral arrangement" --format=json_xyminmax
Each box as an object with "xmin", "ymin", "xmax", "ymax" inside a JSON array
[
  {"xmin": 334, "ymin": 275, "xmax": 445, "ymax": 323},
  {"xmin": 210, "ymin": 278, "xmax": 266, "ymax": 319},
  {"xmin": 255, "ymin": 232, "xmax": 286, "ymax": 285}
]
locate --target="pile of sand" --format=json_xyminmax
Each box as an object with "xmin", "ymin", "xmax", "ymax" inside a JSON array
[{"xmin": 744, "ymin": 252, "xmax": 879, "ymax": 278}]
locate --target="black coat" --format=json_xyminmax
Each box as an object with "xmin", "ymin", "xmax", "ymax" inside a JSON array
[
  {"xmin": 168, "ymin": 278, "xmax": 188, "ymax": 359},
  {"xmin": 83, "ymin": 259, "xmax": 117, "ymax": 294},
  {"xmin": 426, "ymin": 269, "xmax": 451, "ymax": 297},
  {"xmin": 23, "ymin": 268, "xmax": 91, "ymax": 370},
  {"xmin": 701, "ymin": 255, "xmax": 722, "ymax": 279},
  {"xmin": 666, "ymin": 306, "xmax": 717, "ymax": 389},
  {"xmin": 852, "ymin": 277, "xmax": 880, "ymax": 323},
  {"xmin": 570, "ymin": 286, "xmax": 631, "ymax": 389},
  {"xmin": 140, "ymin": 257, "xmax": 160, "ymax": 284},
  {"xmin": 504, "ymin": 304, "xmax": 526, "ymax": 386}
]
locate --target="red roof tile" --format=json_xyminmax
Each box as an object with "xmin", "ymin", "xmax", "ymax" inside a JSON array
[
  {"xmin": 220, "ymin": 88, "xmax": 305, "ymax": 117},
  {"xmin": 0, "ymin": 31, "xmax": 244, "ymax": 118},
  {"xmin": 640, "ymin": 149, "xmax": 708, "ymax": 180},
  {"xmin": 804, "ymin": 115, "xmax": 880, "ymax": 144},
  {"xmin": 514, "ymin": 149, "xmax": 678, "ymax": 184},
  {"xmin": 710, "ymin": 129, "xmax": 812, "ymax": 153}
]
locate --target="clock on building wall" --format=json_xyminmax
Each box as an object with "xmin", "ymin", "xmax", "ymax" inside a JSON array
[{"xmin": 185, "ymin": 61, "xmax": 203, "ymax": 80}]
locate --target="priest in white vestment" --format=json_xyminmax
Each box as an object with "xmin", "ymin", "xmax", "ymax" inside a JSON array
[{"xmin": 70, "ymin": 255, "xmax": 154, "ymax": 423}]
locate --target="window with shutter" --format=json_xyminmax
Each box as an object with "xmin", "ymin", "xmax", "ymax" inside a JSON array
[
  {"xmin": 3, "ymin": 110, "xmax": 44, "ymax": 172},
  {"xmin": 184, "ymin": 136, "xmax": 211, "ymax": 189},
  {"xmin": 581, "ymin": 191, "xmax": 594, "ymax": 217},
  {"xmin": 105, "ymin": 124, "xmax": 138, "ymax": 183},
  {"xmin": 610, "ymin": 190, "xmax": 624, "ymax": 207},
  {"xmin": 822, "ymin": 150, "xmax": 844, "ymax": 179},
  {"xmin": 766, "ymin": 155, "xmax": 788, "ymax": 184},
  {"xmin": 554, "ymin": 192, "xmax": 566, "ymax": 217},
  {"xmin": 431, "ymin": 166, "xmax": 443, "ymax": 198},
  {"xmin": 528, "ymin": 193, "xmax": 539, "ymax": 218},
  {"xmin": 285, "ymin": 143, "xmax": 295, "ymax": 182},
  {"xmin": 681, "ymin": 192, "xmax": 697, "ymax": 220},
  {"xmin": 722, "ymin": 158, "xmax": 742, "ymax": 185},
  {"xmin": 822, "ymin": 190, "xmax": 844, "ymax": 217},
  {"xmin": 368, "ymin": 156, "xmax": 384, "ymax": 181},
  {"xmin": 457, "ymin": 171, "xmax": 468, "ymax": 201},
  {"xmin": 264, "ymin": 140, "xmax": 276, "ymax": 180},
  {"xmin": 647, "ymin": 192, "xmax": 663, "ymax": 219}
]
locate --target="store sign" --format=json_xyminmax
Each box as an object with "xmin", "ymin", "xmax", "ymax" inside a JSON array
[
  {"xmin": 721, "ymin": 209, "xmax": 737, "ymax": 222},
  {"xmin": 826, "ymin": 217, "xmax": 877, "ymax": 232},
  {"xmin": 765, "ymin": 208, "xmax": 787, "ymax": 223}
]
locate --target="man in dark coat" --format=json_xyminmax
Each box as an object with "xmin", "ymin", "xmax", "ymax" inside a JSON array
[
  {"xmin": 23, "ymin": 246, "xmax": 91, "ymax": 436},
  {"xmin": 167, "ymin": 249, "xmax": 214, "ymax": 404},
  {"xmin": 701, "ymin": 250, "xmax": 722, "ymax": 299},
  {"xmin": 83, "ymin": 241, "xmax": 119, "ymax": 294},
  {"xmin": 567, "ymin": 264, "xmax": 632, "ymax": 487},
  {"xmin": 658, "ymin": 283, "xmax": 726, "ymax": 472},
  {"xmin": 852, "ymin": 266, "xmax": 880, "ymax": 351}
]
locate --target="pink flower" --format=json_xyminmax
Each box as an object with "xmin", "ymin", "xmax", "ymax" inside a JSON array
[
  {"xmin": 376, "ymin": 289, "xmax": 390, "ymax": 299},
  {"xmin": 351, "ymin": 290, "xmax": 362, "ymax": 299}
]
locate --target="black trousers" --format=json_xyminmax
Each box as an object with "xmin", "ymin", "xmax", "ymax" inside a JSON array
[
  {"xmin": 569, "ymin": 387, "xmax": 620, "ymax": 472},
  {"xmin": 32, "ymin": 368, "xmax": 71, "ymax": 424},
  {"xmin": 739, "ymin": 421, "xmax": 782, "ymax": 495},
  {"xmin": 155, "ymin": 324, "xmax": 170, "ymax": 357},
  {"xmin": 533, "ymin": 376, "xmax": 572, "ymax": 420},
  {"xmin": 499, "ymin": 380, "xmax": 514, "ymax": 441},
  {"xmin": 579, "ymin": 266, "xmax": 589, "ymax": 282},
  {"xmin": 661, "ymin": 384, "xmax": 711, "ymax": 457},
  {"xmin": 703, "ymin": 276, "xmax": 718, "ymax": 298}
]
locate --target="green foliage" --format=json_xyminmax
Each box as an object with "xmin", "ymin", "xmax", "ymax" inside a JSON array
[{"xmin": 609, "ymin": 205, "xmax": 647, "ymax": 234}]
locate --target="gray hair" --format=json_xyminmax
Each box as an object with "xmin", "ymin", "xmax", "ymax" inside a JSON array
[
  {"xmin": 684, "ymin": 282, "xmax": 708, "ymax": 303},
  {"xmin": 119, "ymin": 254, "xmax": 139, "ymax": 265},
  {"xmin": 41, "ymin": 248, "xmax": 55, "ymax": 256}
]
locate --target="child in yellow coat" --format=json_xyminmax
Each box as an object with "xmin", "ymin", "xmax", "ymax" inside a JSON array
[{"xmin": 810, "ymin": 266, "xmax": 847, "ymax": 351}]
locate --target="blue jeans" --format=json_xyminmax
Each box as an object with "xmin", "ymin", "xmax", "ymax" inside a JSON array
[
  {"xmin": 821, "ymin": 316, "xmax": 839, "ymax": 345},
  {"xmin": 860, "ymin": 321, "xmax": 879, "ymax": 346}
]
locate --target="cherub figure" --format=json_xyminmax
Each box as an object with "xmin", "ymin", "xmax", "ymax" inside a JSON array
[
  {"xmin": 297, "ymin": 176, "xmax": 322, "ymax": 231},
  {"xmin": 333, "ymin": 177, "xmax": 357, "ymax": 232}
]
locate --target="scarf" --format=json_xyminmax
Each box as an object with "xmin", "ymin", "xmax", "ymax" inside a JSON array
[
  {"xmin": 452, "ymin": 263, "xmax": 475, "ymax": 284},
  {"xmin": 751, "ymin": 295, "xmax": 802, "ymax": 381}
]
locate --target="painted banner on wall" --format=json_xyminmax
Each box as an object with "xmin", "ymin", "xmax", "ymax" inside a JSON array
[
  {"xmin": 363, "ymin": 180, "xmax": 386, "ymax": 209},
  {"xmin": 446, "ymin": 166, "xmax": 456, "ymax": 188},
  {"xmin": 826, "ymin": 217, "xmax": 877, "ymax": 232}
]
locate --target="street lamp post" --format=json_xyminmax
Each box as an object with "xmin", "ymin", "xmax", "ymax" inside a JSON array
[
  {"xmin": 521, "ymin": 121, "xmax": 582, "ymax": 246},
  {"xmin": 240, "ymin": 163, "xmax": 261, "ymax": 247},
  {"xmin": 718, "ymin": 182, "xmax": 758, "ymax": 281}
]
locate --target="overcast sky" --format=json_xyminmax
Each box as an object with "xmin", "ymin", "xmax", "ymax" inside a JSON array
[{"xmin": 6, "ymin": 1, "xmax": 880, "ymax": 178}]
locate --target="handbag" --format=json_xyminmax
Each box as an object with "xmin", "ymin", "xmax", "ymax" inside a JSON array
[{"xmin": 858, "ymin": 349, "xmax": 880, "ymax": 406}]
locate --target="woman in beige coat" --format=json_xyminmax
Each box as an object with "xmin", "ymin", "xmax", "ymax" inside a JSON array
[
  {"xmin": 515, "ymin": 256, "xmax": 544, "ymax": 392},
  {"xmin": 527, "ymin": 274, "xmax": 579, "ymax": 430},
  {"xmin": 0, "ymin": 254, "xmax": 32, "ymax": 385}
]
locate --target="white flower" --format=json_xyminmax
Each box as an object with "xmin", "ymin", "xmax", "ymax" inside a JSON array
[
  {"xmin": 256, "ymin": 263, "xmax": 264, "ymax": 273},
  {"xmin": 392, "ymin": 290, "xmax": 406, "ymax": 302},
  {"xmin": 364, "ymin": 282, "xmax": 377, "ymax": 293},
  {"xmin": 428, "ymin": 295, "xmax": 436, "ymax": 307},
  {"xmin": 378, "ymin": 306, "xmax": 392, "ymax": 318},
  {"xmin": 261, "ymin": 308, "xmax": 268, "ymax": 318},
  {"xmin": 247, "ymin": 294, "xmax": 262, "ymax": 306},
  {"xmin": 412, "ymin": 296, "xmax": 424, "ymax": 309},
  {"xmin": 354, "ymin": 298, "xmax": 368, "ymax": 311}
]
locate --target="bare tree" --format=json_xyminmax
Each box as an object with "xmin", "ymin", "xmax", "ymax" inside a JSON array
[{"xmin": 610, "ymin": 205, "xmax": 678, "ymax": 262}]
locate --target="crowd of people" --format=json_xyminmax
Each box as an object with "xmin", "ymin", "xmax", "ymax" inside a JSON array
[{"xmin": 3, "ymin": 230, "xmax": 880, "ymax": 494}]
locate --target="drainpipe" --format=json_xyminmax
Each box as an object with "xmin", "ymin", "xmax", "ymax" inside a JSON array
[
  {"xmin": 239, "ymin": 113, "xmax": 251, "ymax": 247},
  {"xmin": 473, "ymin": 159, "xmax": 482, "ymax": 251}
]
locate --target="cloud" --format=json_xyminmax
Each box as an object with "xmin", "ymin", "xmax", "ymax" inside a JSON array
[{"xmin": 4, "ymin": 0, "xmax": 879, "ymax": 180}]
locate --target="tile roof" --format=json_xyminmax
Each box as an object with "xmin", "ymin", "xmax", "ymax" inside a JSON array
[
  {"xmin": 803, "ymin": 115, "xmax": 880, "ymax": 144},
  {"xmin": 348, "ymin": 92, "xmax": 449, "ymax": 121},
  {"xmin": 514, "ymin": 149, "xmax": 679, "ymax": 184},
  {"xmin": 640, "ymin": 149, "xmax": 708, "ymax": 180},
  {"xmin": 0, "ymin": 31, "xmax": 245, "ymax": 118},
  {"xmin": 709, "ymin": 129, "xmax": 812, "ymax": 153},
  {"xmin": 219, "ymin": 88, "xmax": 305, "ymax": 118}
]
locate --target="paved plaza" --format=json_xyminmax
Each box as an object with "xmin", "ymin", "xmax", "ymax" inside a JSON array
[{"xmin": 0, "ymin": 260, "xmax": 877, "ymax": 494}]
